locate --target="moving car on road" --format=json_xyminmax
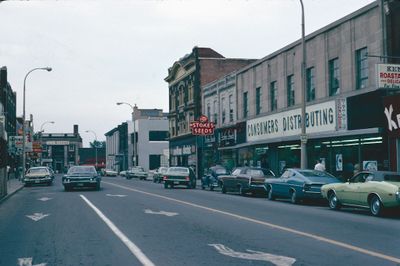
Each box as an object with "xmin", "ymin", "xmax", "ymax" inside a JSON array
[
  {"xmin": 126, "ymin": 166, "xmax": 148, "ymax": 180},
  {"xmin": 23, "ymin": 166, "xmax": 54, "ymax": 186},
  {"xmin": 321, "ymin": 171, "xmax": 400, "ymax": 216},
  {"xmin": 62, "ymin": 166, "xmax": 101, "ymax": 191},
  {"xmin": 163, "ymin": 167, "xmax": 196, "ymax": 189},
  {"xmin": 201, "ymin": 165, "xmax": 229, "ymax": 191},
  {"xmin": 153, "ymin": 167, "xmax": 168, "ymax": 183},
  {"xmin": 219, "ymin": 167, "xmax": 275, "ymax": 196},
  {"xmin": 265, "ymin": 169, "xmax": 341, "ymax": 204}
]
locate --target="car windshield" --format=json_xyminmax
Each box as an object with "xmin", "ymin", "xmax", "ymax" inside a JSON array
[
  {"xmin": 68, "ymin": 166, "xmax": 96, "ymax": 174},
  {"xmin": 299, "ymin": 170, "xmax": 335, "ymax": 178},
  {"xmin": 384, "ymin": 174, "xmax": 400, "ymax": 182},
  {"xmin": 27, "ymin": 168, "xmax": 48, "ymax": 174},
  {"xmin": 167, "ymin": 167, "xmax": 189, "ymax": 174},
  {"xmin": 247, "ymin": 169, "xmax": 265, "ymax": 176},
  {"xmin": 215, "ymin": 168, "xmax": 227, "ymax": 174}
]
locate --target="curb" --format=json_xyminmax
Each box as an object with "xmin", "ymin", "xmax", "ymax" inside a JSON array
[{"xmin": 0, "ymin": 184, "xmax": 24, "ymax": 205}]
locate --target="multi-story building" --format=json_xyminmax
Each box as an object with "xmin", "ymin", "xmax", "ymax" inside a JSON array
[
  {"xmin": 40, "ymin": 125, "xmax": 82, "ymax": 172},
  {"xmin": 105, "ymin": 122, "xmax": 127, "ymax": 172},
  {"xmin": 231, "ymin": 1, "xmax": 400, "ymax": 177},
  {"xmin": 106, "ymin": 107, "xmax": 169, "ymax": 172},
  {"xmin": 165, "ymin": 47, "xmax": 256, "ymax": 176}
]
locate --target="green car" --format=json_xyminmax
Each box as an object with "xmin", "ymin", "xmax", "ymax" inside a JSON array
[{"xmin": 321, "ymin": 171, "xmax": 400, "ymax": 216}]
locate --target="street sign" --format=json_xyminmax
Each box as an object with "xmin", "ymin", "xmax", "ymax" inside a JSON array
[{"xmin": 300, "ymin": 134, "xmax": 307, "ymax": 144}]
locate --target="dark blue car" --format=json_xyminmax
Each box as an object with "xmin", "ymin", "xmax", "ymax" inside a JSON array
[{"xmin": 265, "ymin": 169, "xmax": 341, "ymax": 204}]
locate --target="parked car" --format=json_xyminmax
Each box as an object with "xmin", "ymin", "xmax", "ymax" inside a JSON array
[
  {"xmin": 62, "ymin": 165, "xmax": 101, "ymax": 191},
  {"xmin": 163, "ymin": 166, "xmax": 196, "ymax": 189},
  {"xmin": 265, "ymin": 169, "xmax": 341, "ymax": 204},
  {"xmin": 219, "ymin": 167, "xmax": 275, "ymax": 196},
  {"xmin": 102, "ymin": 169, "xmax": 118, "ymax": 177},
  {"xmin": 119, "ymin": 170, "xmax": 127, "ymax": 177},
  {"xmin": 321, "ymin": 171, "xmax": 400, "ymax": 216},
  {"xmin": 23, "ymin": 166, "xmax": 54, "ymax": 186},
  {"xmin": 201, "ymin": 165, "xmax": 229, "ymax": 190},
  {"xmin": 153, "ymin": 167, "xmax": 169, "ymax": 183},
  {"xmin": 126, "ymin": 166, "xmax": 148, "ymax": 180}
]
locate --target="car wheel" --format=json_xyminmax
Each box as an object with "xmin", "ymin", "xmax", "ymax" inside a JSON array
[
  {"xmin": 221, "ymin": 184, "xmax": 226, "ymax": 194},
  {"xmin": 153, "ymin": 178, "xmax": 156, "ymax": 183},
  {"xmin": 191, "ymin": 181, "xmax": 196, "ymax": 189},
  {"xmin": 328, "ymin": 192, "xmax": 341, "ymax": 210},
  {"xmin": 64, "ymin": 186, "xmax": 70, "ymax": 192},
  {"xmin": 290, "ymin": 190, "xmax": 299, "ymax": 204},
  {"xmin": 267, "ymin": 186, "xmax": 275, "ymax": 200},
  {"xmin": 164, "ymin": 182, "xmax": 169, "ymax": 189},
  {"xmin": 370, "ymin": 195, "xmax": 384, "ymax": 216},
  {"xmin": 210, "ymin": 186, "xmax": 214, "ymax": 191}
]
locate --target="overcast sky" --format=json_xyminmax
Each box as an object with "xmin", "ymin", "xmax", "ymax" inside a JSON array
[{"xmin": 0, "ymin": 0, "xmax": 375, "ymax": 147}]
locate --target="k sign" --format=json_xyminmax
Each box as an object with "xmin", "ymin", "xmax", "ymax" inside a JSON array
[{"xmin": 383, "ymin": 94, "xmax": 400, "ymax": 137}]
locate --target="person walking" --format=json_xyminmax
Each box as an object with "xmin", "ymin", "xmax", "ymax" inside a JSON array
[{"xmin": 314, "ymin": 159, "xmax": 325, "ymax": 171}]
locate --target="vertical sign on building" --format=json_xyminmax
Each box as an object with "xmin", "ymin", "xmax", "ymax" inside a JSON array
[{"xmin": 336, "ymin": 98, "xmax": 347, "ymax": 131}]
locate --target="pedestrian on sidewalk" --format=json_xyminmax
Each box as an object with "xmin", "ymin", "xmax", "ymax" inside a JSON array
[{"xmin": 314, "ymin": 159, "xmax": 325, "ymax": 171}]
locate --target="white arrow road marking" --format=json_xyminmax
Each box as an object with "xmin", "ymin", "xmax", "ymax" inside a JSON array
[
  {"xmin": 80, "ymin": 195, "xmax": 155, "ymax": 266},
  {"xmin": 209, "ymin": 244, "xmax": 296, "ymax": 266},
  {"xmin": 37, "ymin": 197, "xmax": 52, "ymax": 201},
  {"xmin": 18, "ymin": 257, "xmax": 47, "ymax": 266},
  {"xmin": 26, "ymin": 213, "xmax": 50, "ymax": 222},
  {"xmin": 144, "ymin": 209, "xmax": 179, "ymax": 217},
  {"xmin": 106, "ymin": 194, "xmax": 127, "ymax": 197}
]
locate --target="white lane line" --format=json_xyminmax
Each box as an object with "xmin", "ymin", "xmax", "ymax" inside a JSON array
[
  {"xmin": 209, "ymin": 244, "xmax": 296, "ymax": 266},
  {"xmin": 17, "ymin": 257, "xmax": 47, "ymax": 266},
  {"xmin": 79, "ymin": 195, "xmax": 155, "ymax": 266},
  {"xmin": 103, "ymin": 181, "xmax": 400, "ymax": 264},
  {"xmin": 144, "ymin": 209, "xmax": 178, "ymax": 217}
]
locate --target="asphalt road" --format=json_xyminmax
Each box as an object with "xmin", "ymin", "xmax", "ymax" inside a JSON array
[{"xmin": 0, "ymin": 175, "xmax": 399, "ymax": 266}]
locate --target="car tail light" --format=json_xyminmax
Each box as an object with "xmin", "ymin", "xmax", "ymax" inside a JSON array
[
  {"xmin": 163, "ymin": 176, "xmax": 168, "ymax": 181},
  {"xmin": 185, "ymin": 176, "xmax": 190, "ymax": 181}
]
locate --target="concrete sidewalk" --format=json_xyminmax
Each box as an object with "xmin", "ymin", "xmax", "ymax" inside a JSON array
[{"xmin": 0, "ymin": 178, "xmax": 24, "ymax": 204}]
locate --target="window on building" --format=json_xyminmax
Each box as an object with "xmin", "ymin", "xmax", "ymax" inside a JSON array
[
  {"xmin": 213, "ymin": 100, "xmax": 218, "ymax": 124},
  {"xmin": 306, "ymin": 67, "xmax": 315, "ymax": 102},
  {"xmin": 149, "ymin": 131, "xmax": 168, "ymax": 141},
  {"xmin": 149, "ymin": 154, "xmax": 161, "ymax": 170},
  {"xmin": 329, "ymin": 58, "xmax": 340, "ymax": 96},
  {"xmin": 243, "ymin": 92, "xmax": 248, "ymax": 118},
  {"xmin": 256, "ymin": 87, "xmax": 261, "ymax": 115},
  {"xmin": 356, "ymin": 47, "xmax": 368, "ymax": 89},
  {"xmin": 207, "ymin": 102, "xmax": 211, "ymax": 119},
  {"xmin": 221, "ymin": 97, "xmax": 226, "ymax": 124},
  {"xmin": 69, "ymin": 144, "xmax": 75, "ymax": 152},
  {"xmin": 229, "ymin": 94, "xmax": 234, "ymax": 122},
  {"xmin": 287, "ymin": 75, "xmax": 295, "ymax": 107},
  {"xmin": 270, "ymin": 81, "xmax": 277, "ymax": 111}
]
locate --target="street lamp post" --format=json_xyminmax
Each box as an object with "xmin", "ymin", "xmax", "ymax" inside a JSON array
[
  {"xmin": 116, "ymin": 102, "xmax": 137, "ymax": 167},
  {"xmin": 85, "ymin": 130, "xmax": 98, "ymax": 169},
  {"xmin": 300, "ymin": 0, "xmax": 307, "ymax": 169},
  {"xmin": 39, "ymin": 121, "xmax": 55, "ymax": 166},
  {"xmin": 22, "ymin": 67, "xmax": 52, "ymax": 179}
]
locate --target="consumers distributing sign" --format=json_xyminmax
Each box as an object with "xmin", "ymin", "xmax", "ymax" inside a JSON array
[{"xmin": 247, "ymin": 100, "xmax": 341, "ymax": 142}]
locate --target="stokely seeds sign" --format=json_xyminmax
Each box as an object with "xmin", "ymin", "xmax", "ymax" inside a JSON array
[{"xmin": 190, "ymin": 115, "xmax": 215, "ymax": 135}]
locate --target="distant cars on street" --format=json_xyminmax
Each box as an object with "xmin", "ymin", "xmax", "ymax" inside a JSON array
[
  {"xmin": 321, "ymin": 170, "xmax": 400, "ymax": 216},
  {"xmin": 152, "ymin": 167, "xmax": 169, "ymax": 183},
  {"xmin": 163, "ymin": 167, "xmax": 196, "ymax": 189},
  {"xmin": 219, "ymin": 167, "xmax": 275, "ymax": 196},
  {"xmin": 102, "ymin": 169, "xmax": 118, "ymax": 177},
  {"xmin": 23, "ymin": 166, "xmax": 54, "ymax": 186},
  {"xmin": 62, "ymin": 166, "xmax": 101, "ymax": 191},
  {"xmin": 126, "ymin": 166, "xmax": 148, "ymax": 180},
  {"xmin": 201, "ymin": 165, "xmax": 229, "ymax": 191},
  {"xmin": 265, "ymin": 169, "xmax": 341, "ymax": 204}
]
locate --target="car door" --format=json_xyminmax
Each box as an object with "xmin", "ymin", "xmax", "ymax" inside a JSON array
[
  {"xmin": 273, "ymin": 170, "xmax": 292, "ymax": 196},
  {"xmin": 223, "ymin": 168, "xmax": 241, "ymax": 190},
  {"xmin": 337, "ymin": 173, "xmax": 369, "ymax": 205}
]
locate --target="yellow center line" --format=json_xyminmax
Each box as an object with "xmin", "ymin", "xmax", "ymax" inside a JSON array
[{"xmin": 103, "ymin": 181, "xmax": 400, "ymax": 264}]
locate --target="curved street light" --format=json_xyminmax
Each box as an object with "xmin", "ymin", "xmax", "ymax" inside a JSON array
[
  {"xmin": 22, "ymin": 67, "xmax": 52, "ymax": 178},
  {"xmin": 116, "ymin": 102, "xmax": 137, "ymax": 167},
  {"xmin": 85, "ymin": 130, "xmax": 98, "ymax": 169}
]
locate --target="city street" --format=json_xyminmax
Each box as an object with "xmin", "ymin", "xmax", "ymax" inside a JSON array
[{"xmin": 0, "ymin": 175, "xmax": 399, "ymax": 266}]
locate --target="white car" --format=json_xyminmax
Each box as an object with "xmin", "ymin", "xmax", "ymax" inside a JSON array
[{"xmin": 103, "ymin": 169, "xmax": 118, "ymax": 177}]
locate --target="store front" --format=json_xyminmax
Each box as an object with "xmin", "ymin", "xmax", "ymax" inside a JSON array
[
  {"xmin": 383, "ymin": 94, "xmax": 400, "ymax": 171},
  {"xmin": 169, "ymin": 135, "xmax": 196, "ymax": 168}
]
